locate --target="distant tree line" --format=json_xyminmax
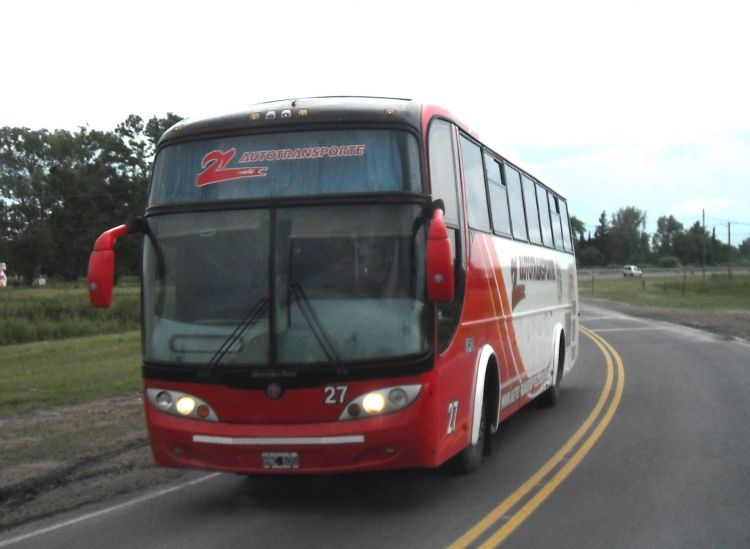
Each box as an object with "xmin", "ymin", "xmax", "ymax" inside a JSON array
[
  {"xmin": 0, "ymin": 114, "xmax": 181, "ymax": 284},
  {"xmin": 572, "ymin": 207, "xmax": 750, "ymax": 268},
  {"xmin": 2, "ymin": 123, "xmax": 749, "ymax": 283}
]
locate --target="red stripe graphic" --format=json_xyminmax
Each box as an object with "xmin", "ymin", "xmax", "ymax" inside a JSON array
[
  {"xmin": 196, "ymin": 149, "xmax": 268, "ymax": 187},
  {"xmin": 478, "ymin": 235, "xmax": 526, "ymax": 381}
]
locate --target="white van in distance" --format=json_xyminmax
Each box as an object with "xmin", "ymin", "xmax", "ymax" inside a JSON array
[{"xmin": 622, "ymin": 265, "xmax": 643, "ymax": 277}]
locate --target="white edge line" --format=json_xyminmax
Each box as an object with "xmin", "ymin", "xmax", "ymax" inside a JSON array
[
  {"xmin": 590, "ymin": 326, "xmax": 677, "ymax": 333},
  {"xmin": 582, "ymin": 316, "xmax": 643, "ymax": 321},
  {"xmin": 0, "ymin": 473, "xmax": 221, "ymax": 547}
]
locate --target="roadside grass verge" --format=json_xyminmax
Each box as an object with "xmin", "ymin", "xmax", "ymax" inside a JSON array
[
  {"xmin": 578, "ymin": 273, "xmax": 750, "ymax": 309},
  {"xmin": 0, "ymin": 331, "xmax": 141, "ymax": 418},
  {"xmin": 0, "ymin": 283, "xmax": 139, "ymax": 345}
]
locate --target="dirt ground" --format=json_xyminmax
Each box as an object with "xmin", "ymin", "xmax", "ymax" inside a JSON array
[
  {"xmin": 1, "ymin": 300, "xmax": 748, "ymax": 531},
  {"xmin": 0, "ymin": 395, "xmax": 185, "ymax": 530}
]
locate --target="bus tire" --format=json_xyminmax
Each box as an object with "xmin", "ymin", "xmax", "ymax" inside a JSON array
[
  {"xmin": 450, "ymin": 398, "xmax": 486, "ymax": 474},
  {"xmin": 539, "ymin": 333, "xmax": 565, "ymax": 408}
]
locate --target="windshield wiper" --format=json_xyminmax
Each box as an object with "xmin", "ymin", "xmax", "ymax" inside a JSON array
[
  {"xmin": 288, "ymin": 283, "xmax": 347, "ymax": 376},
  {"xmin": 197, "ymin": 298, "xmax": 269, "ymax": 380}
]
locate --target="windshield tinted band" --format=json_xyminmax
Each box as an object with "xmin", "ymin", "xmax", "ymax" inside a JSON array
[{"xmin": 150, "ymin": 129, "xmax": 421, "ymax": 205}]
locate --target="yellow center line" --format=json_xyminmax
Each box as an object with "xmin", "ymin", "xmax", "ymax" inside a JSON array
[{"xmin": 447, "ymin": 326, "xmax": 624, "ymax": 549}]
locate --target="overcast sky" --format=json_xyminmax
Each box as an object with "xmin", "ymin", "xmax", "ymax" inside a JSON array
[{"xmin": 2, "ymin": 0, "xmax": 749, "ymax": 244}]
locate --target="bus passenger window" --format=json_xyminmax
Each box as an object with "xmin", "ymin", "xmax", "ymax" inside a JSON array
[
  {"xmin": 560, "ymin": 200, "xmax": 574, "ymax": 252},
  {"xmin": 504, "ymin": 165, "xmax": 528, "ymax": 241},
  {"xmin": 536, "ymin": 184, "xmax": 554, "ymax": 248},
  {"xmin": 460, "ymin": 136, "xmax": 491, "ymax": 233},
  {"xmin": 522, "ymin": 175, "xmax": 542, "ymax": 245},
  {"xmin": 549, "ymin": 194, "xmax": 564, "ymax": 250},
  {"xmin": 484, "ymin": 154, "xmax": 511, "ymax": 237}
]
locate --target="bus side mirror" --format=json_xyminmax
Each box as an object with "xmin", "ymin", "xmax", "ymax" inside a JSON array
[
  {"xmin": 88, "ymin": 225, "xmax": 129, "ymax": 308},
  {"xmin": 426, "ymin": 208, "xmax": 455, "ymax": 302}
]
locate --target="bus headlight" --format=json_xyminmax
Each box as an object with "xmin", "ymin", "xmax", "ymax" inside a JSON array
[
  {"xmin": 146, "ymin": 388, "xmax": 219, "ymax": 422},
  {"xmin": 388, "ymin": 388, "xmax": 408, "ymax": 407},
  {"xmin": 176, "ymin": 396, "xmax": 196, "ymax": 415},
  {"xmin": 155, "ymin": 391, "xmax": 172, "ymax": 409},
  {"xmin": 340, "ymin": 384, "xmax": 421, "ymax": 420},
  {"xmin": 362, "ymin": 393, "xmax": 385, "ymax": 414}
]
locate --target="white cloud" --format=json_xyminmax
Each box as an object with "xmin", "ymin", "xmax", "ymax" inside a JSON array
[
  {"xmin": 513, "ymin": 130, "xmax": 750, "ymax": 243},
  {"xmin": 673, "ymin": 199, "xmax": 733, "ymax": 218},
  {"xmin": 2, "ymin": 0, "xmax": 749, "ymax": 244}
]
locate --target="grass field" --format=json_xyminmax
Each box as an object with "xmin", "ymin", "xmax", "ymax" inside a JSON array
[
  {"xmin": 578, "ymin": 273, "xmax": 750, "ymax": 309},
  {"xmin": 0, "ymin": 281, "xmax": 140, "ymax": 345},
  {"xmin": 0, "ymin": 331, "xmax": 141, "ymax": 418},
  {"xmin": 1, "ymin": 273, "xmax": 747, "ymax": 418}
]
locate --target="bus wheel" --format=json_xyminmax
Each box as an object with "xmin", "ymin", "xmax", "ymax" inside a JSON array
[
  {"xmin": 539, "ymin": 371, "xmax": 560, "ymax": 407},
  {"xmin": 539, "ymin": 335, "xmax": 565, "ymax": 407},
  {"xmin": 450, "ymin": 399, "xmax": 486, "ymax": 474}
]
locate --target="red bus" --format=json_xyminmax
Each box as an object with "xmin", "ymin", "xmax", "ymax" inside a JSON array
[{"xmin": 89, "ymin": 97, "xmax": 579, "ymax": 474}]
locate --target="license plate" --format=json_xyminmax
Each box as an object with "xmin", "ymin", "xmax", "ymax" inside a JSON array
[{"xmin": 262, "ymin": 452, "xmax": 299, "ymax": 469}]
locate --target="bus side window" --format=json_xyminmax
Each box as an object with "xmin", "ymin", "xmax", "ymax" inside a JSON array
[
  {"xmin": 559, "ymin": 199, "xmax": 574, "ymax": 252},
  {"xmin": 548, "ymin": 194, "xmax": 565, "ymax": 251},
  {"xmin": 536, "ymin": 183, "xmax": 554, "ymax": 248},
  {"xmin": 521, "ymin": 175, "xmax": 542, "ymax": 245},
  {"xmin": 459, "ymin": 135, "xmax": 491, "ymax": 233},
  {"xmin": 504, "ymin": 165, "xmax": 528, "ymax": 242},
  {"xmin": 484, "ymin": 154, "xmax": 511, "ymax": 237},
  {"xmin": 428, "ymin": 120, "xmax": 461, "ymax": 227}
]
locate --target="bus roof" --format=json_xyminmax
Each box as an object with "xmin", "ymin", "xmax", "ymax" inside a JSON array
[{"xmin": 158, "ymin": 97, "xmax": 425, "ymax": 145}]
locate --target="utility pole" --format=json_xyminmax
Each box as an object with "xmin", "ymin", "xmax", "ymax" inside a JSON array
[
  {"xmin": 702, "ymin": 209, "xmax": 706, "ymax": 281},
  {"xmin": 728, "ymin": 222, "xmax": 732, "ymax": 278}
]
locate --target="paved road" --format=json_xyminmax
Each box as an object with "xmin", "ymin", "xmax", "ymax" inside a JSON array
[
  {"xmin": 2, "ymin": 302, "xmax": 749, "ymax": 548},
  {"xmin": 581, "ymin": 267, "xmax": 747, "ymax": 280}
]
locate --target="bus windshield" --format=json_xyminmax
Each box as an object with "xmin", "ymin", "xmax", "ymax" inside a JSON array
[
  {"xmin": 149, "ymin": 129, "xmax": 421, "ymax": 205},
  {"xmin": 142, "ymin": 203, "xmax": 430, "ymax": 367}
]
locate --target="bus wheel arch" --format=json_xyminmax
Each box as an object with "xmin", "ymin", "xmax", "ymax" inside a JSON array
[{"xmin": 451, "ymin": 344, "xmax": 498, "ymax": 473}]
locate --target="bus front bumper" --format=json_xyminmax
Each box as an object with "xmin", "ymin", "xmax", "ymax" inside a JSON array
[{"xmin": 145, "ymin": 402, "xmax": 433, "ymax": 474}]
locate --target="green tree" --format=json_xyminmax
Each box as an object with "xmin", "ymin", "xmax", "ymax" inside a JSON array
[
  {"xmin": 740, "ymin": 237, "xmax": 750, "ymax": 259},
  {"xmin": 45, "ymin": 127, "xmax": 125, "ymax": 279},
  {"xmin": 0, "ymin": 127, "xmax": 54, "ymax": 283},
  {"xmin": 108, "ymin": 113, "xmax": 182, "ymax": 277},
  {"xmin": 0, "ymin": 113, "xmax": 181, "ymax": 282},
  {"xmin": 570, "ymin": 216, "xmax": 585, "ymax": 243},
  {"xmin": 593, "ymin": 211, "xmax": 610, "ymax": 263},
  {"xmin": 652, "ymin": 215, "xmax": 684, "ymax": 257},
  {"xmin": 672, "ymin": 221, "xmax": 707, "ymax": 266},
  {"xmin": 577, "ymin": 246, "xmax": 605, "ymax": 267},
  {"xmin": 609, "ymin": 206, "xmax": 649, "ymax": 265}
]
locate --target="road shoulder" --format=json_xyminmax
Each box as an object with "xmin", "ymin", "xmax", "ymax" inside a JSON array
[{"xmin": 580, "ymin": 297, "xmax": 750, "ymax": 342}]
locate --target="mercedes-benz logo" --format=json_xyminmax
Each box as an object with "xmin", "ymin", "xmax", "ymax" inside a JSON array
[{"xmin": 266, "ymin": 383, "xmax": 283, "ymax": 399}]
